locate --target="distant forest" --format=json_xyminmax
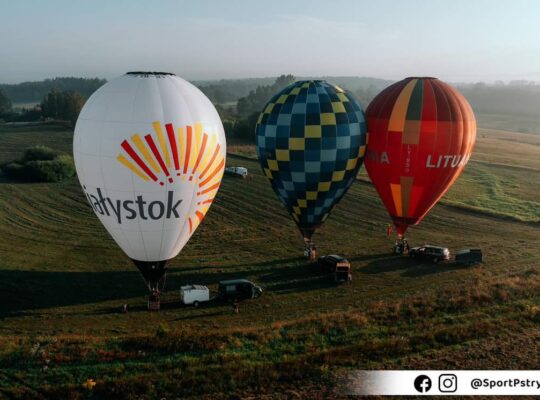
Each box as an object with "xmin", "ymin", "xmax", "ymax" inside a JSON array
[
  {"xmin": 0, "ymin": 77, "xmax": 106, "ymax": 103},
  {"xmin": 3, "ymin": 75, "xmax": 540, "ymax": 116},
  {"xmin": 459, "ymin": 82, "xmax": 540, "ymax": 118},
  {"xmin": 2, "ymin": 75, "xmax": 540, "ymax": 134}
]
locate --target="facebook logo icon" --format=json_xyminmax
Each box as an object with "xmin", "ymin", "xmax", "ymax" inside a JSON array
[{"xmin": 414, "ymin": 375, "xmax": 432, "ymax": 393}]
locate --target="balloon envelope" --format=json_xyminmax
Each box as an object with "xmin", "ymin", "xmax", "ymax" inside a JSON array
[
  {"xmin": 74, "ymin": 72, "xmax": 226, "ymax": 288},
  {"xmin": 255, "ymin": 80, "xmax": 367, "ymax": 240},
  {"xmin": 365, "ymin": 77, "xmax": 476, "ymax": 236}
]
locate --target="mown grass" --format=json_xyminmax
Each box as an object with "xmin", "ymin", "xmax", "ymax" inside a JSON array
[
  {"xmin": 0, "ymin": 122, "xmax": 539, "ymax": 399},
  {"xmin": 475, "ymin": 112, "xmax": 540, "ymax": 134},
  {"xmin": 2, "ymin": 268, "xmax": 540, "ymax": 399},
  {"xmin": 442, "ymin": 163, "xmax": 540, "ymax": 222}
]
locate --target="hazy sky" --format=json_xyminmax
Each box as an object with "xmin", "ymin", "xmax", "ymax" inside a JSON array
[{"xmin": 1, "ymin": 0, "xmax": 539, "ymax": 84}]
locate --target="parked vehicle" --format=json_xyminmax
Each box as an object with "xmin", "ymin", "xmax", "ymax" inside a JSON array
[
  {"xmin": 409, "ymin": 245, "xmax": 450, "ymax": 263},
  {"xmin": 455, "ymin": 248, "xmax": 483, "ymax": 265},
  {"xmin": 318, "ymin": 255, "xmax": 352, "ymax": 282},
  {"xmin": 180, "ymin": 284, "xmax": 210, "ymax": 306},
  {"xmin": 218, "ymin": 279, "xmax": 262, "ymax": 300},
  {"xmin": 225, "ymin": 166, "xmax": 248, "ymax": 178}
]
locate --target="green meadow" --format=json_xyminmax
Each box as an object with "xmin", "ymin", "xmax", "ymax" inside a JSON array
[{"xmin": 0, "ymin": 123, "xmax": 539, "ymax": 399}]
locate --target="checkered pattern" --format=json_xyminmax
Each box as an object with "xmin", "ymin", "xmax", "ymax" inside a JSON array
[{"xmin": 256, "ymin": 80, "xmax": 367, "ymax": 234}]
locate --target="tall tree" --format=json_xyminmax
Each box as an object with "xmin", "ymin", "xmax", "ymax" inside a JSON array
[
  {"xmin": 41, "ymin": 88, "xmax": 62, "ymax": 119},
  {"xmin": 40, "ymin": 89, "xmax": 86, "ymax": 126},
  {"xmin": 63, "ymin": 91, "xmax": 85, "ymax": 126},
  {"xmin": 0, "ymin": 89, "xmax": 12, "ymax": 115}
]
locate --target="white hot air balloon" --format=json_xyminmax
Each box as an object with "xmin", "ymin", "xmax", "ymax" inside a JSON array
[{"xmin": 74, "ymin": 72, "xmax": 226, "ymax": 305}]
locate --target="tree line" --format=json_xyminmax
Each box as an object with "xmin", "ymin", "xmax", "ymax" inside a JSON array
[
  {"xmin": 0, "ymin": 87, "xmax": 87, "ymax": 126},
  {"xmin": 3, "ymin": 75, "xmax": 540, "ymax": 139},
  {"xmin": 0, "ymin": 77, "xmax": 105, "ymax": 103}
]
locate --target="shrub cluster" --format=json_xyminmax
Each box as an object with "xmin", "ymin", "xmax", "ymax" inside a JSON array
[{"xmin": 1, "ymin": 146, "xmax": 75, "ymax": 182}]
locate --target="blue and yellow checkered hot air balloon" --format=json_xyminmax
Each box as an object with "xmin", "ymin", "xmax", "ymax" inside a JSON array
[{"xmin": 255, "ymin": 80, "xmax": 367, "ymax": 257}]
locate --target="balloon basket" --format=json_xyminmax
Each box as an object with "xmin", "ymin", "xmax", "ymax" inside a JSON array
[
  {"xmin": 392, "ymin": 238, "xmax": 410, "ymax": 256},
  {"xmin": 148, "ymin": 292, "xmax": 161, "ymax": 311},
  {"xmin": 148, "ymin": 299, "xmax": 160, "ymax": 311},
  {"xmin": 301, "ymin": 232, "xmax": 318, "ymax": 262},
  {"xmin": 303, "ymin": 244, "xmax": 317, "ymax": 262}
]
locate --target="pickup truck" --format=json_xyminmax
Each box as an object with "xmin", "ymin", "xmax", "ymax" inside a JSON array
[{"xmin": 318, "ymin": 255, "xmax": 352, "ymax": 282}]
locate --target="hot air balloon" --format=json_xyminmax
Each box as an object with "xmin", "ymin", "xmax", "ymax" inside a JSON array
[
  {"xmin": 255, "ymin": 80, "xmax": 367, "ymax": 259},
  {"xmin": 365, "ymin": 77, "xmax": 476, "ymax": 241},
  {"xmin": 73, "ymin": 72, "xmax": 226, "ymax": 308}
]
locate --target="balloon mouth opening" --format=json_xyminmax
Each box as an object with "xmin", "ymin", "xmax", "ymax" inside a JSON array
[
  {"xmin": 131, "ymin": 259, "xmax": 168, "ymax": 291},
  {"xmin": 126, "ymin": 71, "xmax": 176, "ymax": 76}
]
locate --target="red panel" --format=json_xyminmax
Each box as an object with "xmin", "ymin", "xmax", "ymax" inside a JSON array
[
  {"xmin": 145, "ymin": 134, "xmax": 170, "ymax": 180},
  {"xmin": 365, "ymin": 77, "xmax": 476, "ymax": 236},
  {"xmin": 165, "ymin": 123, "xmax": 180, "ymax": 171},
  {"xmin": 121, "ymin": 140, "xmax": 158, "ymax": 182}
]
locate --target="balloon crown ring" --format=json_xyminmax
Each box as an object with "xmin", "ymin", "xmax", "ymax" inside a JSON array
[{"xmin": 126, "ymin": 71, "xmax": 176, "ymax": 77}]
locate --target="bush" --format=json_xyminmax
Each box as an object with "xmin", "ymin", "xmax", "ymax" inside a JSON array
[
  {"xmin": 23, "ymin": 145, "xmax": 60, "ymax": 162},
  {"xmin": 1, "ymin": 146, "xmax": 75, "ymax": 182}
]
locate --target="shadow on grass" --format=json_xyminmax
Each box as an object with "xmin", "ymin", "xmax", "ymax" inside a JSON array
[
  {"xmin": 268, "ymin": 277, "xmax": 337, "ymax": 294},
  {"xmin": 0, "ymin": 257, "xmax": 319, "ymax": 317},
  {"xmin": 401, "ymin": 261, "xmax": 471, "ymax": 277},
  {"xmin": 348, "ymin": 252, "xmax": 395, "ymax": 264},
  {"xmin": 359, "ymin": 255, "xmax": 420, "ymax": 274},
  {"xmin": 0, "ymin": 270, "xmax": 146, "ymax": 318},
  {"xmin": 257, "ymin": 263, "xmax": 337, "ymax": 294},
  {"xmin": 360, "ymin": 254, "xmax": 470, "ymax": 277}
]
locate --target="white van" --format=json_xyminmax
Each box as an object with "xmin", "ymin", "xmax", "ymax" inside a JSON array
[
  {"xmin": 225, "ymin": 166, "xmax": 248, "ymax": 178},
  {"xmin": 180, "ymin": 285, "xmax": 210, "ymax": 306}
]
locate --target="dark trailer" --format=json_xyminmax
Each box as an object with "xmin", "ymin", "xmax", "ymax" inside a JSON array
[{"xmin": 455, "ymin": 248, "xmax": 483, "ymax": 265}]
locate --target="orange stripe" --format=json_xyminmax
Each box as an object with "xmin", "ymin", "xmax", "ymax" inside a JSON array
[
  {"xmin": 388, "ymin": 79, "xmax": 417, "ymax": 132},
  {"xmin": 390, "ymin": 183, "xmax": 403, "ymax": 217},
  {"xmin": 188, "ymin": 217, "xmax": 193, "ymax": 234},
  {"xmin": 183, "ymin": 126, "xmax": 192, "ymax": 174},
  {"xmin": 199, "ymin": 144, "xmax": 221, "ymax": 179},
  {"xmin": 191, "ymin": 133, "xmax": 208, "ymax": 175},
  {"xmin": 199, "ymin": 158, "xmax": 224, "ymax": 187},
  {"xmin": 195, "ymin": 211, "xmax": 204, "ymax": 222},
  {"xmin": 198, "ymin": 182, "xmax": 220, "ymax": 196}
]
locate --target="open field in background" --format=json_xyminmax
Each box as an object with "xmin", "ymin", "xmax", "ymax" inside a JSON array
[
  {"xmin": 10, "ymin": 103, "xmax": 40, "ymax": 113},
  {"xmin": 0, "ymin": 122, "xmax": 539, "ymax": 399},
  {"xmin": 475, "ymin": 112, "xmax": 540, "ymax": 135},
  {"xmin": 229, "ymin": 127, "xmax": 540, "ymax": 223}
]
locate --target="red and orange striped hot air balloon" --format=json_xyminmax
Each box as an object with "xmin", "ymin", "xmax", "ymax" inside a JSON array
[{"xmin": 365, "ymin": 77, "xmax": 476, "ymax": 238}]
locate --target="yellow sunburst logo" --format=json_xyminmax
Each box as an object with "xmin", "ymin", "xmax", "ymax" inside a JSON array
[{"xmin": 117, "ymin": 121, "xmax": 224, "ymax": 233}]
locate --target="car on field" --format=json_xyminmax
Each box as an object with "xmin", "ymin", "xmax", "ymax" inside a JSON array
[
  {"xmin": 409, "ymin": 245, "xmax": 450, "ymax": 263},
  {"xmin": 318, "ymin": 255, "xmax": 352, "ymax": 282},
  {"xmin": 218, "ymin": 279, "xmax": 262, "ymax": 301},
  {"xmin": 455, "ymin": 248, "xmax": 483, "ymax": 265},
  {"xmin": 225, "ymin": 166, "xmax": 248, "ymax": 178}
]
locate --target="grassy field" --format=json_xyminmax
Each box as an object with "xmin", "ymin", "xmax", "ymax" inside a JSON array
[
  {"xmin": 0, "ymin": 123, "xmax": 539, "ymax": 399},
  {"xmin": 475, "ymin": 112, "xmax": 540, "ymax": 135}
]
